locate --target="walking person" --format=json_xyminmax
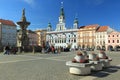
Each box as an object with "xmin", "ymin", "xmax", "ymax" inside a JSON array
[{"xmin": 4, "ymin": 45, "xmax": 10, "ymax": 55}]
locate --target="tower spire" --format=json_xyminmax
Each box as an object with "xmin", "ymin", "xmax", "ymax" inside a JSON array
[
  {"xmin": 56, "ymin": 2, "xmax": 66, "ymax": 31},
  {"xmin": 60, "ymin": 2, "xmax": 64, "ymax": 18},
  {"xmin": 61, "ymin": 2, "xmax": 63, "ymax": 8},
  {"xmin": 47, "ymin": 22, "xmax": 52, "ymax": 31},
  {"xmin": 73, "ymin": 14, "xmax": 79, "ymax": 29},
  {"xmin": 74, "ymin": 13, "xmax": 78, "ymax": 24}
]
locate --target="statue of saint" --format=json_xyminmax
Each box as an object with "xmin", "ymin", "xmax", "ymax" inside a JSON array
[{"xmin": 22, "ymin": 8, "xmax": 25, "ymax": 16}]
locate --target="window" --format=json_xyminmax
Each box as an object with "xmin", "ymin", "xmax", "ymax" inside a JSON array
[
  {"xmin": 108, "ymin": 40, "xmax": 110, "ymax": 43},
  {"xmin": 74, "ymin": 35, "xmax": 76, "ymax": 37},
  {"xmin": 64, "ymin": 39, "xmax": 66, "ymax": 43},
  {"xmin": 55, "ymin": 40, "xmax": 57, "ymax": 43},
  {"xmin": 62, "ymin": 39, "xmax": 63, "ymax": 43},
  {"xmin": 113, "ymin": 35, "xmax": 114, "ymax": 37},
  {"xmin": 117, "ymin": 40, "xmax": 119, "ymax": 43},
  {"xmin": 113, "ymin": 40, "xmax": 114, "ymax": 43},
  {"xmin": 69, "ymin": 39, "xmax": 70, "ymax": 43},
  {"xmin": 60, "ymin": 40, "xmax": 61, "ymax": 43},
  {"xmin": 60, "ymin": 26, "xmax": 61, "ymax": 30},
  {"xmin": 117, "ymin": 35, "xmax": 119, "ymax": 37},
  {"xmin": 74, "ymin": 39, "xmax": 76, "ymax": 43}
]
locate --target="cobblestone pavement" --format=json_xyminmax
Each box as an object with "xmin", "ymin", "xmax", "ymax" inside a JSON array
[{"xmin": 0, "ymin": 51, "xmax": 120, "ymax": 80}]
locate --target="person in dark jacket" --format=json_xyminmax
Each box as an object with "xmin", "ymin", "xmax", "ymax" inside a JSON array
[{"xmin": 4, "ymin": 46, "xmax": 10, "ymax": 55}]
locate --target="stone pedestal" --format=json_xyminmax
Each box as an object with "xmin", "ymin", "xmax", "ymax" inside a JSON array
[
  {"xmin": 89, "ymin": 61, "xmax": 102, "ymax": 71},
  {"xmin": 100, "ymin": 59, "xmax": 111, "ymax": 68},
  {"xmin": 66, "ymin": 61, "xmax": 92, "ymax": 75}
]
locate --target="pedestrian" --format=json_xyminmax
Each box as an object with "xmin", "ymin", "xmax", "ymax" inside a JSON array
[
  {"xmin": 57, "ymin": 47, "xmax": 61, "ymax": 54},
  {"xmin": 4, "ymin": 45, "xmax": 10, "ymax": 55},
  {"xmin": 12, "ymin": 47, "xmax": 17, "ymax": 55}
]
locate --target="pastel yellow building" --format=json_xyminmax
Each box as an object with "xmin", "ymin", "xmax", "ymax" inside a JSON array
[
  {"xmin": 78, "ymin": 24, "xmax": 99, "ymax": 49},
  {"xmin": 35, "ymin": 30, "xmax": 47, "ymax": 47}
]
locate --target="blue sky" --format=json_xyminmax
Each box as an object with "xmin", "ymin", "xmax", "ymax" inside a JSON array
[{"xmin": 0, "ymin": 0, "xmax": 120, "ymax": 31}]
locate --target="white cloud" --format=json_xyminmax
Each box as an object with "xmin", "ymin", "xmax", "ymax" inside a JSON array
[{"xmin": 24, "ymin": 0, "xmax": 35, "ymax": 6}]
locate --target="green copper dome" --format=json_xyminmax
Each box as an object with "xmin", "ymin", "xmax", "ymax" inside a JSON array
[
  {"xmin": 60, "ymin": 7, "xmax": 64, "ymax": 16},
  {"xmin": 74, "ymin": 18, "xmax": 78, "ymax": 23},
  {"xmin": 48, "ymin": 22, "xmax": 52, "ymax": 28}
]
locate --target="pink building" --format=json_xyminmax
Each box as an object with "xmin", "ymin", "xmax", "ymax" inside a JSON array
[
  {"xmin": 107, "ymin": 31, "xmax": 120, "ymax": 51},
  {"xmin": 27, "ymin": 30, "xmax": 39, "ymax": 46}
]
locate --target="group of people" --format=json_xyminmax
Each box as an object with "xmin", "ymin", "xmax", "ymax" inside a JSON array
[
  {"xmin": 72, "ymin": 50, "xmax": 110, "ymax": 63},
  {"xmin": 45, "ymin": 45, "xmax": 62, "ymax": 54},
  {"xmin": 4, "ymin": 46, "xmax": 17, "ymax": 55}
]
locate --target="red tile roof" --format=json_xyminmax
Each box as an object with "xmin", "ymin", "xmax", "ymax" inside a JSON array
[
  {"xmin": 84, "ymin": 24, "xmax": 99, "ymax": 28},
  {"xmin": 97, "ymin": 26, "xmax": 108, "ymax": 32},
  {"xmin": 79, "ymin": 24, "xmax": 99, "ymax": 29},
  {"xmin": 0, "ymin": 19, "xmax": 16, "ymax": 26}
]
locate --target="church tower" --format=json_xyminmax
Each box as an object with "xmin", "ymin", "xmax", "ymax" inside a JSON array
[
  {"xmin": 47, "ymin": 22, "xmax": 52, "ymax": 31},
  {"xmin": 73, "ymin": 16, "xmax": 79, "ymax": 29},
  {"xmin": 56, "ymin": 2, "xmax": 66, "ymax": 31}
]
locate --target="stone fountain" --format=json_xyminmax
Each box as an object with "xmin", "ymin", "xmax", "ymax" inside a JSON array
[{"xmin": 17, "ymin": 8, "xmax": 30, "ymax": 52}]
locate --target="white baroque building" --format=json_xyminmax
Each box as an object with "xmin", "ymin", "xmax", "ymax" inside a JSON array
[
  {"xmin": 0, "ymin": 19, "xmax": 17, "ymax": 46},
  {"xmin": 95, "ymin": 26, "xmax": 114, "ymax": 50},
  {"xmin": 46, "ymin": 4, "xmax": 79, "ymax": 49}
]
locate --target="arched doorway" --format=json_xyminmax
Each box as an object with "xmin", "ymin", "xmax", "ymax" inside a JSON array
[
  {"xmin": 102, "ymin": 46, "xmax": 106, "ymax": 51},
  {"xmin": 82, "ymin": 45, "xmax": 85, "ymax": 50},
  {"xmin": 108, "ymin": 45, "xmax": 114, "ymax": 51},
  {"xmin": 86, "ymin": 45, "xmax": 90, "ymax": 51},
  {"xmin": 114, "ymin": 45, "xmax": 120, "ymax": 51},
  {"xmin": 96, "ymin": 45, "xmax": 101, "ymax": 50}
]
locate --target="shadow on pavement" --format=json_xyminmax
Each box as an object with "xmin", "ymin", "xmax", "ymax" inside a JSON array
[{"xmin": 91, "ymin": 65, "xmax": 120, "ymax": 78}]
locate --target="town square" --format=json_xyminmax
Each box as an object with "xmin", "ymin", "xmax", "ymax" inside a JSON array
[
  {"xmin": 0, "ymin": 0, "xmax": 120, "ymax": 80},
  {"xmin": 0, "ymin": 51, "xmax": 120, "ymax": 80}
]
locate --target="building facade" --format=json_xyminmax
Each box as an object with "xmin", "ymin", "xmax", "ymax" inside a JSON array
[
  {"xmin": 107, "ymin": 31, "xmax": 120, "ymax": 51},
  {"xmin": 46, "ymin": 3, "xmax": 79, "ymax": 49},
  {"xmin": 0, "ymin": 19, "xmax": 17, "ymax": 46},
  {"xmin": 96, "ymin": 26, "xmax": 113, "ymax": 50},
  {"xmin": 27, "ymin": 30, "xmax": 39, "ymax": 46},
  {"xmin": 17, "ymin": 30, "xmax": 39, "ymax": 47},
  {"xmin": 35, "ymin": 29, "xmax": 47, "ymax": 47},
  {"xmin": 78, "ymin": 24, "xmax": 98, "ymax": 50}
]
